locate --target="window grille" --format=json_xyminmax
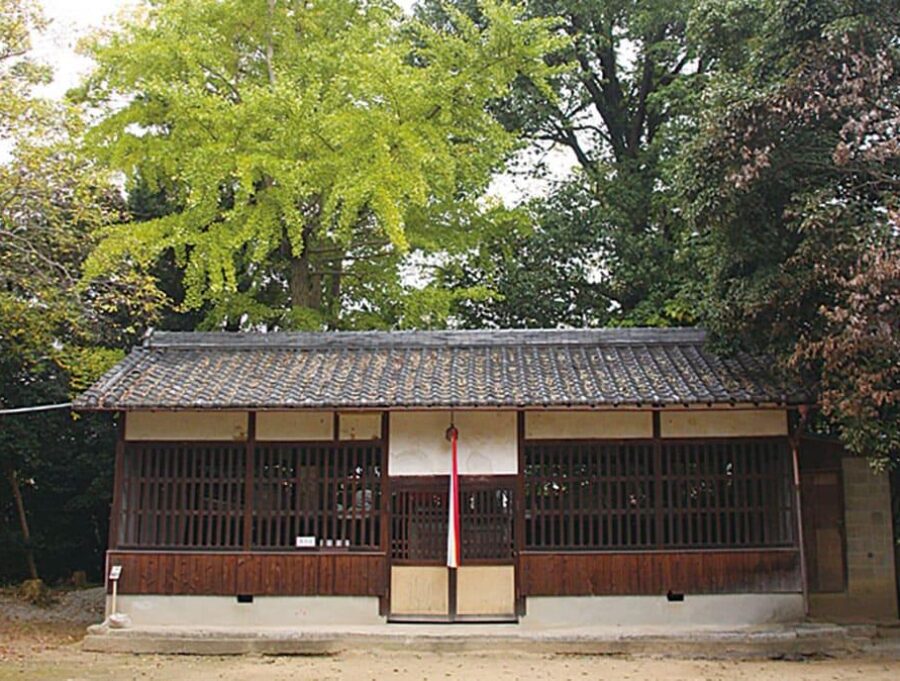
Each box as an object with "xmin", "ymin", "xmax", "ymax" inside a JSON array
[
  {"xmin": 118, "ymin": 443, "xmax": 246, "ymax": 549},
  {"xmin": 117, "ymin": 441, "xmax": 383, "ymax": 550},
  {"xmin": 390, "ymin": 477, "xmax": 516, "ymax": 563},
  {"xmin": 524, "ymin": 438, "xmax": 794, "ymax": 551},
  {"xmin": 252, "ymin": 442, "xmax": 382, "ymax": 550}
]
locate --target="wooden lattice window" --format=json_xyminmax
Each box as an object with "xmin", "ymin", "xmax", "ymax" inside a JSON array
[
  {"xmin": 252, "ymin": 442, "xmax": 382, "ymax": 550},
  {"xmin": 390, "ymin": 476, "xmax": 516, "ymax": 564},
  {"xmin": 390, "ymin": 481, "xmax": 448, "ymax": 564},
  {"xmin": 460, "ymin": 477, "xmax": 516, "ymax": 562},
  {"xmin": 660, "ymin": 440, "xmax": 795, "ymax": 548},
  {"xmin": 117, "ymin": 441, "xmax": 383, "ymax": 551},
  {"xmin": 525, "ymin": 442, "xmax": 656, "ymax": 550},
  {"xmin": 524, "ymin": 438, "xmax": 794, "ymax": 551},
  {"xmin": 118, "ymin": 443, "xmax": 246, "ymax": 549}
]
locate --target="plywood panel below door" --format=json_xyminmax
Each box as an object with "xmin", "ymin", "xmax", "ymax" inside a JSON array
[
  {"xmin": 390, "ymin": 566, "xmax": 449, "ymax": 616},
  {"xmin": 456, "ymin": 565, "xmax": 516, "ymax": 616}
]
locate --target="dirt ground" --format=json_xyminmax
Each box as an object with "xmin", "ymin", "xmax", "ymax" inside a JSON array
[
  {"xmin": 1, "ymin": 588, "xmax": 899, "ymax": 681},
  {"xmin": 2, "ymin": 645, "xmax": 900, "ymax": 681}
]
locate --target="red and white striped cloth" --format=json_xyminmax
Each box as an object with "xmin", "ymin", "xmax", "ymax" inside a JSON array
[{"xmin": 446, "ymin": 425, "xmax": 460, "ymax": 569}]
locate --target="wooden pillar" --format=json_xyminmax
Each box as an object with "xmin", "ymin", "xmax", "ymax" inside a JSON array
[
  {"xmin": 652, "ymin": 410, "xmax": 664, "ymax": 549},
  {"xmin": 515, "ymin": 411, "xmax": 526, "ymax": 615},
  {"xmin": 380, "ymin": 411, "xmax": 391, "ymax": 615},
  {"xmin": 243, "ymin": 412, "xmax": 256, "ymax": 551},
  {"xmin": 789, "ymin": 407, "xmax": 810, "ymax": 615},
  {"xmin": 108, "ymin": 412, "xmax": 126, "ymax": 551}
]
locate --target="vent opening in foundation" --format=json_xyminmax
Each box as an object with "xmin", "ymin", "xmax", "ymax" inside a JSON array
[
  {"xmin": 236, "ymin": 594, "xmax": 254, "ymax": 604},
  {"xmin": 666, "ymin": 591, "xmax": 685, "ymax": 602}
]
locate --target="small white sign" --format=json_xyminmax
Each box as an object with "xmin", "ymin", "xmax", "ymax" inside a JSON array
[
  {"xmin": 295, "ymin": 536, "xmax": 316, "ymax": 548},
  {"xmin": 109, "ymin": 565, "xmax": 123, "ymax": 581}
]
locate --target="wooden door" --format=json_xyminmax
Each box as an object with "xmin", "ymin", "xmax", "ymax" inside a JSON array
[
  {"xmin": 388, "ymin": 476, "xmax": 517, "ymax": 622},
  {"xmin": 799, "ymin": 440, "xmax": 847, "ymax": 594}
]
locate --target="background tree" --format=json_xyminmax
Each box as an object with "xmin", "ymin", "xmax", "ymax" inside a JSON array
[
  {"xmin": 79, "ymin": 0, "xmax": 566, "ymax": 331},
  {"xmin": 431, "ymin": 0, "xmax": 741, "ymax": 327},
  {"xmin": 0, "ymin": 0, "xmax": 161, "ymax": 583},
  {"xmin": 680, "ymin": 0, "xmax": 900, "ymax": 467}
]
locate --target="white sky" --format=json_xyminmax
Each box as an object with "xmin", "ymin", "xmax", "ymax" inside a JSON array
[
  {"xmin": 33, "ymin": 0, "xmax": 572, "ymax": 203},
  {"xmin": 32, "ymin": 0, "xmax": 133, "ymax": 99},
  {"xmin": 33, "ymin": 0, "xmax": 417, "ymax": 98}
]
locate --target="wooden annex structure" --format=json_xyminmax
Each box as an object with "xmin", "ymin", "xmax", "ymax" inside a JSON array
[{"xmin": 75, "ymin": 328, "xmax": 898, "ymax": 628}]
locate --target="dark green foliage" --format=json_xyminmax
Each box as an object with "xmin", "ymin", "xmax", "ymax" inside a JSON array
[
  {"xmin": 445, "ymin": 186, "xmax": 605, "ymax": 328},
  {"xmin": 444, "ymin": 183, "xmax": 692, "ymax": 328},
  {"xmin": 0, "ymin": 410, "xmax": 115, "ymax": 585},
  {"xmin": 679, "ymin": 0, "xmax": 900, "ymax": 466},
  {"xmin": 426, "ymin": 0, "xmax": 711, "ymax": 327}
]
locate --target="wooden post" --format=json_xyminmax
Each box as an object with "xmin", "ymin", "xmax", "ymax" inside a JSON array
[
  {"xmin": 448, "ymin": 564, "xmax": 458, "ymax": 622},
  {"xmin": 108, "ymin": 413, "xmax": 126, "ymax": 550},
  {"xmin": 243, "ymin": 412, "xmax": 256, "ymax": 551},
  {"xmin": 515, "ymin": 410, "xmax": 526, "ymax": 616},
  {"xmin": 380, "ymin": 411, "xmax": 390, "ymax": 616},
  {"xmin": 652, "ymin": 410, "xmax": 664, "ymax": 549},
  {"xmin": 789, "ymin": 407, "xmax": 810, "ymax": 616}
]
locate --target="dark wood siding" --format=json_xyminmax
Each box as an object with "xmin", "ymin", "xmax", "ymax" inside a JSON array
[
  {"xmin": 107, "ymin": 551, "xmax": 387, "ymax": 597},
  {"xmin": 520, "ymin": 549, "xmax": 801, "ymax": 595}
]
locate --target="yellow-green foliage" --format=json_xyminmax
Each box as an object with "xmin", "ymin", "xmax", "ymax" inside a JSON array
[
  {"xmin": 79, "ymin": 0, "xmax": 567, "ymax": 323},
  {"xmin": 1, "ymin": 0, "xmax": 161, "ymax": 407}
]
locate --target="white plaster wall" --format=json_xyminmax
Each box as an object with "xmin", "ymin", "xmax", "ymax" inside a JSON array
[
  {"xmin": 660, "ymin": 410, "xmax": 788, "ymax": 438},
  {"xmin": 389, "ymin": 411, "xmax": 517, "ymax": 475},
  {"xmin": 521, "ymin": 594, "xmax": 803, "ymax": 630},
  {"xmin": 110, "ymin": 595, "xmax": 383, "ymax": 627},
  {"xmin": 125, "ymin": 411, "xmax": 248, "ymax": 441},
  {"xmin": 339, "ymin": 412, "xmax": 382, "ymax": 440},
  {"xmin": 256, "ymin": 411, "xmax": 333, "ymax": 441},
  {"xmin": 525, "ymin": 411, "xmax": 652, "ymax": 439}
]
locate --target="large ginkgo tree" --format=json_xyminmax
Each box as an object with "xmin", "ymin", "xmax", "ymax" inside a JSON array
[{"xmin": 79, "ymin": 0, "xmax": 565, "ymax": 329}]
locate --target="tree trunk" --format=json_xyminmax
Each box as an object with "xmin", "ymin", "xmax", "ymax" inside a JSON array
[
  {"xmin": 328, "ymin": 260, "xmax": 342, "ymax": 327},
  {"xmin": 289, "ymin": 249, "xmax": 322, "ymax": 311},
  {"xmin": 287, "ymin": 224, "xmax": 323, "ymax": 315},
  {"xmin": 4, "ymin": 462, "xmax": 38, "ymax": 581}
]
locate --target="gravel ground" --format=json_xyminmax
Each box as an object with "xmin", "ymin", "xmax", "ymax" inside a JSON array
[
  {"xmin": 0, "ymin": 586, "xmax": 105, "ymax": 626},
  {"xmin": 0, "ymin": 586, "xmax": 105, "ymax": 661}
]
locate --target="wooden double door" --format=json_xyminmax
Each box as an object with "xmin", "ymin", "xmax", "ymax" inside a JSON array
[{"xmin": 388, "ymin": 475, "xmax": 518, "ymax": 622}]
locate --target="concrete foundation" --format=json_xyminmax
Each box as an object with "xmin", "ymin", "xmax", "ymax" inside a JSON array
[
  {"xmin": 108, "ymin": 593, "xmax": 804, "ymax": 630},
  {"xmin": 109, "ymin": 593, "xmax": 804, "ymax": 630},
  {"xmin": 521, "ymin": 594, "xmax": 805, "ymax": 629},
  {"xmin": 82, "ymin": 622, "xmax": 879, "ymax": 658},
  {"xmin": 109, "ymin": 595, "xmax": 383, "ymax": 627}
]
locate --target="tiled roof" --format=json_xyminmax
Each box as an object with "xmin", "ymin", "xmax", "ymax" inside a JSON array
[{"xmin": 73, "ymin": 328, "xmax": 805, "ymax": 410}]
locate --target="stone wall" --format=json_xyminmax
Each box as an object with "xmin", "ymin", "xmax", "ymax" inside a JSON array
[{"xmin": 810, "ymin": 457, "xmax": 898, "ymax": 620}]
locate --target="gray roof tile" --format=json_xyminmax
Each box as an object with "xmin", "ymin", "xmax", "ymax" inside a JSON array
[{"xmin": 73, "ymin": 328, "xmax": 805, "ymax": 410}]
